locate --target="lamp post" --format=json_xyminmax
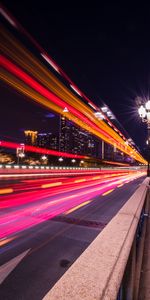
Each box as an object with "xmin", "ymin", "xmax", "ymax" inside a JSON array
[
  {"xmin": 138, "ymin": 100, "xmax": 150, "ymax": 176},
  {"xmin": 16, "ymin": 145, "xmax": 25, "ymax": 165}
]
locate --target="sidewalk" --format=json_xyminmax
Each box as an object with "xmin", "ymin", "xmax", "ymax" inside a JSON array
[{"xmin": 138, "ymin": 188, "xmax": 150, "ymax": 300}]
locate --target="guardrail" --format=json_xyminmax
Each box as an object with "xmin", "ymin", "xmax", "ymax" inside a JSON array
[
  {"xmin": 0, "ymin": 164, "xmax": 100, "ymax": 171},
  {"xmin": 0, "ymin": 164, "xmax": 145, "ymax": 172},
  {"xmin": 43, "ymin": 177, "xmax": 150, "ymax": 300}
]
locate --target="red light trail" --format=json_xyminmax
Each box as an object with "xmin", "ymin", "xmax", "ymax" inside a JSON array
[
  {"xmin": 0, "ymin": 171, "xmax": 145, "ymax": 239},
  {"xmin": 0, "ymin": 55, "xmax": 120, "ymax": 145},
  {"xmin": 0, "ymin": 140, "xmax": 87, "ymax": 159}
]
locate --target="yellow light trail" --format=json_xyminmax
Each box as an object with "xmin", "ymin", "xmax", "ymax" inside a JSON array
[
  {"xmin": 0, "ymin": 70, "xmax": 122, "ymax": 148},
  {"xmin": 0, "ymin": 237, "xmax": 16, "ymax": 247},
  {"xmin": 1, "ymin": 67, "xmax": 146, "ymax": 163},
  {"xmin": 0, "ymin": 33, "xmax": 129, "ymax": 151},
  {"xmin": 74, "ymin": 179, "xmax": 86, "ymax": 183},
  {"xmin": 92, "ymin": 176, "xmax": 101, "ymax": 180},
  {"xmin": 0, "ymin": 26, "xmax": 147, "ymax": 164},
  {"xmin": 102, "ymin": 189, "xmax": 114, "ymax": 196},
  {"xmin": 0, "ymin": 188, "xmax": 14, "ymax": 195},
  {"xmin": 41, "ymin": 182, "xmax": 62, "ymax": 188},
  {"xmin": 64, "ymin": 200, "xmax": 91, "ymax": 215}
]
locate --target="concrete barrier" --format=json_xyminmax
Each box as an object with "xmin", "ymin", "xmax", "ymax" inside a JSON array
[{"xmin": 43, "ymin": 178, "xmax": 149, "ymax": 300}]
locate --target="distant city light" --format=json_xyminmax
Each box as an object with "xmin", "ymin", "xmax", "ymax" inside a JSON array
[
  {"xmin": 106, "ymin": 111, "xmax": 112, "ymax": 116},
  {"xmin": 101, "ymin": 106, "xmax": 108, "ymax": 112},
  {"xmin": 94, "ymin": 112, "xmax": 104, "ymax": 119}
]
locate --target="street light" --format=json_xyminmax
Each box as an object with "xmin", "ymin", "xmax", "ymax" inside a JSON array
[
  {"xmin": 16, "ymin": 146, "xmax": 25, "ymax": 165},
  {"xmin": 71, "ymin": 159, "xmax": 76, "ymax": 163},
  {"xmin": 41, "ymin": 155, "xmax": 48, "ymax": 165},
  {"xmin": 58, "ymin": 157, "xmax": 63, "ymax": 162},
  {"xmin": 138, "ymin": 100, "xmax": 150, "ymax": 176},
  {"xmin": 41, "ymin": 155, "xmax": 47, "ymax": 160}
]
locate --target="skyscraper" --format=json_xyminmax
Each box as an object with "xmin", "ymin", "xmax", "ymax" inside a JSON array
[
  {"xmin": 37, "ymin": 133, "xmax": 58, "ymax": 150},
  {"xmin": 59, "ymin": 116, "xmax": 101, "ymax": 157},
  {"xmin": 59, "ymin": 116, "xmax": 71, "ymax": 152}
]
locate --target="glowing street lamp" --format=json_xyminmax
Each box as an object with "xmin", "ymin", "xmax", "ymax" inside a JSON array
[
  {"xmin": 41, "ymin": 155, "xmax": 47, "ymax": 160},
  {"xmin": 138, "ymin": 100, "xmax": 150, "ymax": 176},
  {"xmin": 71, "ymin": 159, "xmax": 76, "ymax": 163},
  {"xmin": 41, "ymin": 155, "xmax": 48, "ymax": 165},
  {"xmin": 58, "ymin": 157, "xmax": 63, "ymax": 162}
]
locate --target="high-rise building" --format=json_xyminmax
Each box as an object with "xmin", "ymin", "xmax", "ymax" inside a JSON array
[
  {"xmin": 71, "ymin": 125, "xmax": 80, "ymax": 154},
  {"xmin": 59, "ymin": 117, "xmax": 87, "ymax": 154},
  {"xmin": 37, "ymin": 133, "xmax": 59, "ymax": 150},
  {"xmin": 37, "ymin": 133, "xmax": 50, "ymax": 148},
  {"xmin": 24, "ymin": 130, "xmax": 38, "ymax": 146},
  {"xmin": 50, "ymin": 134, "xmax": 59, "ymax": 150},
  {"xmin": 59, "ymin": 117, "xmax": 71, "ymax": 152},
  {"xmin": 78, "ymin": 130, "xmax": 101, "ymax": 158},
  {"xmin": 59, "ymin": 116, "xmax": 102, "ymax": 157}
]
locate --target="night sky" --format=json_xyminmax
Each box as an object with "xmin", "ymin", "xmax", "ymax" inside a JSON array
[{"xmin": 1, "ymin": 1, "xmax": 150, "ymax": 152}]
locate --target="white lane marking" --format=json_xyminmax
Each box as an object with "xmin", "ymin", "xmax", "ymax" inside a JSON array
[{"xmin": 0, "ymin": 248, "xmax": 30, "ymax": 284}]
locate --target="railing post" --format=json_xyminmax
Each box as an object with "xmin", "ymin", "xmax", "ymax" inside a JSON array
[
  {"xmin": 121, "ymin": 238, "xmax": 136, "ymax": 300},
  {"xmin": 133, "ymin": 195, "xmax": 150, "ymax": 300}
]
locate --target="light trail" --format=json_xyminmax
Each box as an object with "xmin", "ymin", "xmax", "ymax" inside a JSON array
[
  {"xmin": 64, "ymin": 200, "xmax": 91, "ymax": 215},
  {"xmin": 1, "ymin": 27, "xmax": 145, "ymax": 163},
  {"xmin": 0, "ymin": 171, "xmax": 145, "ymax": 239},
  {"xmin": 1, "ymin": 55, "xmax": 123, "ymax": 148},
  {"xmin": 102, "ymin": 189, "xmax": 114, "ymax": 196},
  {"xmin": 0, "ymin": 188, "xmax": 13, "ymax": 195},
  {"xmin": 0, "ymin": 4, "xmax": 131, "ymax": 145},
  {"xmin": 0, "ymin": 170, "xmax": 139, "ymax": 200},
  {"xmin": 0, "ymin": 140, "xmax": 87, "ymax": 159},
  {"xmin": 117, "ymin": 184, "xmax": 123, "ymax": 187}
]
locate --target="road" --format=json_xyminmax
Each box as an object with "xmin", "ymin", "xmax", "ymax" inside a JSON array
[{"xmin": 0, "ymin": 171, "xmax": 146, "ymax": 300}]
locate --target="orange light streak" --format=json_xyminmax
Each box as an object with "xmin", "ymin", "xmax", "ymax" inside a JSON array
[
  {"xmin": 0, "ymin": 188, "xmax": 13, "ymax": 194},
  {"xmin": 0, "ymin": 26, "xmax": 147, "ymax": 164},
  {"xmin": 74, "ymin": 179, "xmax": 86, "ymax": 183},
  {"xmin": 102, "ymin": 189, "xmax": 114, "ymax": 196},
  {"xmin": 41, "ymin": 182, "xmax": 62, "ymax": 188}
]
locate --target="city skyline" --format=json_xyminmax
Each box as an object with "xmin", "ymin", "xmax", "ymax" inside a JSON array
[{"xmin": 0, "ymin": 115, "xmax": 136, "ymax": 166}]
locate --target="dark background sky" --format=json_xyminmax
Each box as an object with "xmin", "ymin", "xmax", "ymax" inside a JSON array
[{"xmin": 1, "ymin": 1, "xmax": 150, "ymax": 152}]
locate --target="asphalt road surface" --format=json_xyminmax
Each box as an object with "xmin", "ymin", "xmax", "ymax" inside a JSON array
[{"xmin": 0, "ymin": 172, "xmax": 145, "ymax": 300}]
